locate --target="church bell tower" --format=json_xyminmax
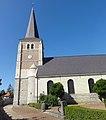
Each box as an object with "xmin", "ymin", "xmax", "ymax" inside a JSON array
[{"xmin": 13, "ymin": 7, "xmax": 44, "ymax": 105}]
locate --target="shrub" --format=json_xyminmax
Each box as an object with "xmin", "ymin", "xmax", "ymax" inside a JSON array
[
  {"xmin": 93, "ymin": 79, "xmax": 106, "ymax": 98},
  {"xmin": 28, "ymin": 103, "xmax": 41, "ymax": 109},
  {"xmin": 50, "ymin": 82, "xmax": 65, "ymax": 99},
  {"xmin": 44, "ymin": 94, "xmax": 58, "ymax": 107},
  {"xmin": 65, "ymin": 106, "xmax": 106, "ymax": 120},
  {"xmin": 93, "ymin": 79, "xmax": 106, "ymax": 107},
  {"xmin": 39, "ymin": 93, "xmax": 45, "ymax": 103},
  {"xmin": 39, "ymin": 94, "xmax": 58, "ymax": 108}
]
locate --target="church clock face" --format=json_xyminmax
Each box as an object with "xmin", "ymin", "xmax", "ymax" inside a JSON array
[{"xmin": 28, "ymin": 55, "xmax": 32, "ymax": 59}]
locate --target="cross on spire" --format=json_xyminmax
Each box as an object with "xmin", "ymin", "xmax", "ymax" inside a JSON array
[{"xmin": 32, "ymin": 2, "xmax": 34, "ymax": 8}]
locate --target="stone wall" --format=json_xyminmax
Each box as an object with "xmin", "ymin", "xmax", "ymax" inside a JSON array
[{"xmin": 69, "ymin": 93, "xmax": 102, "ymax": 104}]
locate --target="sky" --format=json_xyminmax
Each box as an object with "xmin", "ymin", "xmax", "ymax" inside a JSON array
[{"xmin": 1, "ymin": 0, "xmax": 106, "ymax": 91}]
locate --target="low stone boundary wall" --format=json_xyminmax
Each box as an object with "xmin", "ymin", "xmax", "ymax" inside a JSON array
[{"xmin": 67, "ymin": 93, "xmax": 102, "ymax": 104}]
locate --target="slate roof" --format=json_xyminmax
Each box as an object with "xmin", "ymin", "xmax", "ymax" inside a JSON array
[
  {"xmin": 25, "ymin": 7, "xmax": 39, "ymax": 38},
  {"xmin": 38, "ymin": 55, "xmax": 106, "ymax": 77},
  {"xmin": 20, "ymin": 38, "xmax": 41, "ymax": 42}
]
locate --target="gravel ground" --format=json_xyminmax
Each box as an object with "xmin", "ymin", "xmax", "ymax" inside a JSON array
[{"xmin": 12, "ymin": 105, "xmax": 59, "ymax": 120}]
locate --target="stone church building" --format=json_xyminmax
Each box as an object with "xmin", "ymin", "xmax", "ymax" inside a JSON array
[{"xmin": 13, "ymin": 7, "xmax": 105, "ymax": 105}]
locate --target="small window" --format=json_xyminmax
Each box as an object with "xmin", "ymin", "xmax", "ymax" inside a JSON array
[
  {"xmin": 68, "ymin": 79, "xmax": 75, "ymax": 94},
  {"xmin": 31, "ymin": 44, "xmax": 34, "ymax": 49},
  {"xmin": 27, "ymin": 44, "xmax": 30, "ymax": 49},
  {"xmin": 88, "ymin": 78, "xmax": 94, "ymax": 93},
  {"xmin": 47, "ymin": 80, "xmax": 53, "ymax": 94}
]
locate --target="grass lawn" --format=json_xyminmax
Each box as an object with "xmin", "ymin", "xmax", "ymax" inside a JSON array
[{"xmin": 65, "ymin": 106, "xmax": 106, "ymax": 120}]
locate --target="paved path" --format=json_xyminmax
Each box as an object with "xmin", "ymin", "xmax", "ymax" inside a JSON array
[
  {"xmin": 3, "ymin": 105, "xmax": 60, "ymax": 120},
  {"xmin": 3, "ymin": 103, "xmax": 106, "ymax": 120},
  {"xmin": 80, "ymin": 103, "xmax": 106, "ymax": 110}
]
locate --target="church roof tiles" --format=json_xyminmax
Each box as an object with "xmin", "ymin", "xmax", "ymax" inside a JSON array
[{"xmin": 38, "ymin": 55, "xmax": 106, "ymax": 77}]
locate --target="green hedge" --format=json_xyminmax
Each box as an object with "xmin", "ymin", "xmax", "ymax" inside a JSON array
[
  {"xmin": 65, "ymin": 106, "xmax": 106, "ymax": 120},
  {"xmin": 28, "ymin": 103, "xmax": 41, "ymax": 109},
  {"xmin": 39, "ymin": 94, "xmax": 58, "ymax": 107}
]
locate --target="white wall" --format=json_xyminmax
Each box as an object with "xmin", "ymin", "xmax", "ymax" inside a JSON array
[{"xmin": 38, "ymin": 74, "xmax": 106, "ymax": 96}]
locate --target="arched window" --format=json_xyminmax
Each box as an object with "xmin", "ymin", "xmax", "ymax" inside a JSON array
[
  {"xmin": 68, "ymin": 79, "xmax": 75, "ymax": 94},
  {"xmin": 31, "ymin": 44, "xmax": 34, "ymax": 49},
  {"xmin": 88, "ymin": 78, "xmax": 94, "ymax": 93},
  {"xmin": 47, "ymin": 80, "xmax": 53, "ymax": 94},
  {"xmin": 27, "ymin": 44, "xmax": 30, "ymax": 49}
]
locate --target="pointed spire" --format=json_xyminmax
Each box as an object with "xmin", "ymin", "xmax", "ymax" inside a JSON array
[{"xmin": 25, "ymin": 7, "xmax": 39, "ymax": 38}]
